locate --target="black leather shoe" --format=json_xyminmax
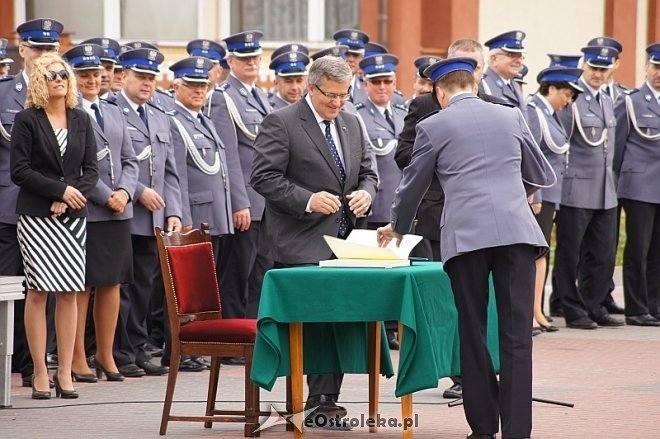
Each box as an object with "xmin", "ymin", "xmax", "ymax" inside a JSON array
[
  {"xmin": 31, "ymin": 375, "xmax": 51, "ymax": 400},
  {"xmin": 652, "ymin": 314, "xmax": 660, "ymax": 321},
  {"xmin": 117, "ymin": 363, "xmax": 146, "ymax": 377},
  {"xmin": 53, "ymin": 371, "xmax": 78, "ymax": 399},
  {"xmin": 71, "ymin": 370, "xmax": 98, "ymax": 383},
  {"xmin": 178, "ymin": 357, "xmax": 205, "ymax": 372},
  {"xmin": 442, "ymin": 383, "xmax": 462, "ymax": 399},
  {"xmin": 46, "ymin": 353, "xmax": 58, "ymax": 369},
  {"xmin": 386, "ymin": 330, "xmax": 399, "ymax": 350},
  {"xmin": 466, "ymin": 433, "xmax": 495, "ymax": 439},
  {"xmin": 219, "ymin": 357, "xmax": 246, "ymax": 366},
  {"xmin": 566, "ymin": 316, "xmax": 598, "ymax": 329},
  {"xmin": 305, "ymin": 394, "xmax": 348, "ymax": 419},
  {"xmin": 144, "ymin": 342, "xmax": 164, "ymax": 358},
  {"xmin": 604, "ymin": 300, "xmax": 625, "ymax": 314},
  {"xmin": 625, "ymin": 314, "xmax": 660, "ymax": 327},
  {"xmin": 539, "ymin": 323, "xmax": 559, "ymax": 332},
  {"xmin": 592, "ymin": 314, "xmax": 625, "ymax": 327},
  {"xmin": 191, "ymin": 356, "xmax": 211, "ymax": 369},
  {"xmin": 138, "ymin": 361, "xmax": 169, "ymax": 376}
]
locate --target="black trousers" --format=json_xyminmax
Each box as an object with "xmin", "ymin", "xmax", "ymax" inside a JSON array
[
  {"xmin": 272, "ymin": 261, "xmax": 343, "ymax": 399},
  {"xmin": 114, "ymin": 235, "xmax": 159, "ymax": 366},
  {"xmin": 444, "ymin": 244, "xmax": 536, "ymax": 439},
  {"xmin": 621, "ymin": 199, "xmax": 660, "ymax": 316},
  {"xmin": 552, "ymin": 206, "xmax": 617, "ymax": 322}
]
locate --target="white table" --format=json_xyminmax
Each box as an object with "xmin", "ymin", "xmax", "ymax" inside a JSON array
[{"xmin": 0, "ymin": 276, "xmax": 24, "ymax": 408}]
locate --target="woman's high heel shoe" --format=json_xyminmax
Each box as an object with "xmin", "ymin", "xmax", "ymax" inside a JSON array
[
  {"xmin": 71, "ymin": 370, "xmax": 98, "ymax": 383},
  {"xmin": 53, "ymin": 372, "xmax": 79, "ymax": 399},
  {"xmin": 31, "ymin": 375, "xmax": 51, "ymax": 400},
  {"xmin": 94, "ymin": 358, "xmax": 125, "ymax": 382}
]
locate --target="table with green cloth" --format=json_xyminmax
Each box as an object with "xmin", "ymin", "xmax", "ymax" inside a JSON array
[{"xmin": 251, "ymin": 261, "xmax": 500, "ymax": 398}]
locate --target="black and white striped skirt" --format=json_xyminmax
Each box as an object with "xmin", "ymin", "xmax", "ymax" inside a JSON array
[{"xmin": 17, "ymin": 214, "xmax": 87, "ymax": 292}]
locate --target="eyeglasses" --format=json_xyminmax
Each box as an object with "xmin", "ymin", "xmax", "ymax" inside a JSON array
[
  {"xmin": 313, "ymin": 83, "xmax": 351, "ymax": 101},
  {"xmin": 45, "ymin": 70, "xmax": 69, "ymax": 81},
  {"xmin": 368, "ymin": 78, "xmax": 394, "ymax": 86},
  {"xmin": 181, "ymin": 81, "xmax": 208, "ymax": 90},
  {"xmin": 498, "ymin": 52, "xmax": 525, "ymax": 60}
]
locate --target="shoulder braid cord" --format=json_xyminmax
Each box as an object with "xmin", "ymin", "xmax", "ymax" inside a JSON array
[
  {"xmin": 625, "ymin": 95, "xmax": 660, "ymax": 141},
  {"xmin": 354, "ymin": 111, "xmax": 398, "ymax": 156},
  {"xmin": 0, "ymin": 123, "xmax": 10, "ymax": 141},
  {"xmin": 96, "ymin": 147, "xmax": 116, "ymax": 186},
  {"xmin": 571, "ymin": 102, "xmax": 608, "ymax": 147},
  {"xmin": 222, "ymin": 92, "xmax": 257, "ymax": 141},
  {"xmin": 135, "ymin": 144, "xmax": 155, "ymax": 182},
  {"xmin": 534, "ymin": 106, "xmax": 570, "ymax": 154}
]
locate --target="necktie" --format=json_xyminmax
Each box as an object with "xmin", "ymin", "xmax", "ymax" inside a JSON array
[
  {"xmin": 323, "ymin": 120, "xmax": 349, "ymax": 238},
  {"xmin": 603, "ymin": 85, "xmax": 611, "ymax": 99},
  {"xmin": 595, "ymin": 92, "xmax": 601, "ymax": 104},
  {"xmin": 384, "ymin": 108, "xmax": 395, "ymax": 132},
  {"xmin": 137, "ymin": 105, "xmax": 148, "ymax": 128},
  {"xmin": 251, "ymin": 87, "xmax": 267, "ymax": 113},
  {"xmin": 91, "ymin": 103, "xmax": 104, "ymax": 132},
  {"xmin": 198, "ymin": 113, "xmax": 210, "ymax": 132}
]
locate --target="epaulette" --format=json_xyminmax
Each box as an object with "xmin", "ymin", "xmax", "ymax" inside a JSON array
[
  {"xmin": 0, "ymin": 75, "xmax": 14, "ymax": 83},
  {"xmin": 165, "ymin": 109, "xmax": 177, "ymax": 116},
  {"xmin": 394, "ymin": 103, "xmax": 408, "ymax": 112},
  {"xmin": 417, "ymin": 109, "xmax": 440, "ymax": 123},
  {"xmin": 527, "ymin": 101, "xmax": 537, "ymax": 109},
  {"xmin": 100, "ymin": 97, "xmax": 118, "ymax": 106},
  {"xmin": 624, "ymin": 88, "xmax": 639, "ymax": 95},
  {"xmin": 354, "ymin": 102, "xmax": 365, "ymax": 110},
  {"xmin": 394, "ymin": 89, "xmax": 404, "ymax": 97},
  {"xmin": 156, "ymin": 88, "xmax": 173, "ymax": 98},
  {"xmin": 146, "ymin": 100, "xmax": 167, "ymax": 113},
  {"xmin": 615, "ymin": 82, "xmax": 629, "ymax": 91},
  {"xmin": 104, "ymin": 94, "xmax": 118, "ymax": 104},
  {"xmin": 215, "ymin": 82, "xmax": 230, "ymax": 92}
]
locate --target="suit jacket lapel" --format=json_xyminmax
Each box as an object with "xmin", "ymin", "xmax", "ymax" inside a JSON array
[
  {"xmin": 36, "ymin": 109, "xmax": 65, "ymax": 174},
  {"xmin": 299, "ymin": 100, "xmax": 343, "ymax": 184},
  {"xmin": 393, "ymin": 107, "xmax": 404, "ymax": 134}
]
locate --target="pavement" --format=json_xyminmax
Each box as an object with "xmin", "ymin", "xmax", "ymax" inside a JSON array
[{"xmin": 2, "ymin": 268, "xmax": 660, "ymax": 439}]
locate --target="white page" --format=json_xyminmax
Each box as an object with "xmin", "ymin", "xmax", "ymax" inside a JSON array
[{"xmin": 323, "ymin": 229, "xmax": 423, "ymax": 261}]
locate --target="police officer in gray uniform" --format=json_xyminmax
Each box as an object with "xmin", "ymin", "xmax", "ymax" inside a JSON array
[
  {"xmin": 480, "ymin": 30, "xmax": 528, "ymax": 116},
  {"xmin": 0, "ymin": 38, "xmax": 14, "ymax": 78},
  {"xmin": 378, "ymin": 57, "xmax": 553, "ymax": 439},
  {"xmin": 613, "ymin": 43, "xmax": 660, "ymax": 326},
  {"xmin": 334, "ymin": 29, "xmax": 369, "ymax": 104},
  {"xmin": 268, "ymin": 48, "xmax": 310, "ymax": 111},
  {"xmin": 551, "ymin": 45, "xmax": 623, "ymax": 330},
  {"xmin": 588, "ymin": 37, "xmax": 627, "ymax": 103},
  {"xmin": 109, "ymin": 48, "xmax": 182, "ymax": 377},
  {"xmin": 0, "ymin": 17, "xmax": 63, "ymax": 387},
  {"xmin": 80, "ymin": 37, "xmax": 121, "ymax": 100}
]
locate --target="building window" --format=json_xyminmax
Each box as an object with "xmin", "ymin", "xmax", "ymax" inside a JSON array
[
  {"xmin": 230, "ymin": 0, "xmax": 308, "ymax": 41},
  {"xmin": 120, "ymin": 0, "xmax": 197, "ymax": 41},
  {"xmin": 26, "ymin": 0, "xmax": 104, "ymax": 40},
  {"xmin": 325, "ymin": 0, "xmax": 360, "ymax": 40}
]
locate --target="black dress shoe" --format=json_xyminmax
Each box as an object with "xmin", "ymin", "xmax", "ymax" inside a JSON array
[
  {"xmin": 219, "ymin": 357, "xmax": 246, "ymax": 366},
  {"xmin": 591, "ymin": 313, "xmax": 625, "ymax": 327},
  {"xmin": 386, "ymin": 330, "xmax": 399, "ymax": 350},
  {"xmin": 31, "ymin": 375, "xmax": 51, "ymax": 400},
  {"xmin": 305, "ymin": 394, "xmax": 348, "ymax": 418},
  {"xmin": 46, "ymin": 353, "xmax": 58, "ymax": 369},
  {"xmin": 137, "ymin": 361, "xmax": 169, "ymax": 376},
  {"xmin": 652, "ymin": 314, "xmax": 660, "ymax": 321},
  {"xmin": 71, "ymin": 370, "xmax": 98, "ymax": 383},
  {"xmin": 466, "ymin": 433, "xmax": 495, "ymax": 439},
  {"xmin": 53, "ymin": 372, "xmax": 78, "ymax": 399},
  {"xmin": 442, "ymin": 383, "xmax": 462, "ymax": 399},
  {"xmin": 178, "ymin": 357, "xmax": 206, "ymax": 372},
  {"xmin": 144, "ymin": 342, "xmax": 164, "ymax": 358},
  {"xmin": 566, "ymin": 316, "xmax": 598, "ymax": 329},
  {"xmin": 604, "ymin": 300, "xmax": 625, "ymax": 314},
  {"xmin": 625, "ymin": 314, "xmax": 660, "ymax": 327},
  {"xmin": 539, "ymin": 323, "xmax": 559, "ymax": 332},
  {"xmin": 191, "ymin": 356, "xmax": 211, "ymax": 368},
  {"xmin": 117, "ymin": 363, "xmax": 146, "ymax": 377}
]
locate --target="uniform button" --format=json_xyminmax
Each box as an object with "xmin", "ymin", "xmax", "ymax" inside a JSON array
[
  {"xmin": 335, "ymin": 219, "xmax": 340, "ymax": 223},
  {"xmin": 59, "ymin": 177, "xmax": 64, "ymax": 181}
]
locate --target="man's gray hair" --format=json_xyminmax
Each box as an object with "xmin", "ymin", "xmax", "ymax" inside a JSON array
[
  {"xmin": 448, "ymin": 39, "xmax": 483, "ymax": 57},
  {"xmin": 308, "ymin": 55, "xmax": 352, "ymax": 86}
]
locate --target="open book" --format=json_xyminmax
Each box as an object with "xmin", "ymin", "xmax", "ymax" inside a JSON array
[{"xmin": 319, "ymin": 229, "xmax": 423, "ymax": 268}]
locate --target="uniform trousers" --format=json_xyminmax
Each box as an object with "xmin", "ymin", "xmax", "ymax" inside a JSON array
[
  {"xmin": 552, "ymin": 206, "xmax": 617, "ymax": 322},
  {"xmin": 114, "ymin": 235, "xmax": 158, "ymax": 366},
  {"xmin": 621, "ymin": 199, "xmax": 660, "ymax": 316},
  {"xmin": 443, "ymin": 244, "xmax": 536, "ymax": 439}
]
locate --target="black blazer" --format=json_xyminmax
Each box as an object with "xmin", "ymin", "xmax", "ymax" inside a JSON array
[{"xmin": 10, "ymin": 107, "xmax": 99, "ymax": 218}]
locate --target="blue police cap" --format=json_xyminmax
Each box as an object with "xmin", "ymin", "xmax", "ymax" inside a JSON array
[
  {"xmin": 119, "ymin": 48, "xmax": 165, "ymax": 75},
  {"xmin": 587, "ymin": 36, "xmax": 623, "ymax": 54},
  {"xmin": 359, "ymin": 54, "xmax": 399, "ymax": 79},
  {"xmin": 223, "ymin": 31, "xmax": 263, "ymax": 57},
  {"xmin": 514, "ymin": 64, "xmax": 528, "ymax": 84},
  {"xmin": 81, "ymin": 38, "xmax": 120, "ymax": 63},
  {"xmin": 169, "ymin": 56, "xmax": 214, "ymax": 83},
  {"xmin": 364, "ymin": 42, "xmax": 388, "ymax": 58},
  {"xmin": 186, "ymin": 39, "xmax": 225, "ymax": 63},
  {"xmin": 484, "ymin": 30, "xmax": 526, "ymax": 53},
  {"xmin": 536, "ymin": 66, "xmax": 584, "ymax": 93},
  {"xmin": 272, "ymin": 43, "xmax": 309, "ymax": 60},
  {"xmin": 581, "ymin": 45, "xmax": 619, "ymax": 68},
  {"xmin": 414, "ymin": 55, "xmax": 441, "ymax": 79},
  {"xmin": 269, "ymin": 51, "xmax": 310, "ymax": 76},
  {"xmin": 16, "ymin": 18, "xmax": 63, "ymax": 47},
  {"xmin": 310, "ymin": 45, "xmax": 349, "ymax": 61},
  {"xmin": 125, "ymin": 41, "xmax": 159, "ymax": 50},
  {"xmin": 547, "ymin": 53, "xmax": 582, "ymax": 68},
  {"xmin": 333, "ymin": 29, "xmax": 369, "ymax": 54},
  {"xmin": 647, "ymin": 43, "xmax": 660, "ymax": 65},
  {"xmin": 423, "ymin": 57, "xmax": 477, "ymax": 83},
  {"xmin": 0, "ymin": 38, "xmax": 13, "ymax": 64},
  {"xmin": 63, "ymin": 43, "xmax": 104, "ymax": 70}
]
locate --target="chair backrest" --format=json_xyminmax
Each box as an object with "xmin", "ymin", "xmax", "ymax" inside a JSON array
[{"xmin": 155, "ymin": 224, "xmax": 222, "ymax": 336}]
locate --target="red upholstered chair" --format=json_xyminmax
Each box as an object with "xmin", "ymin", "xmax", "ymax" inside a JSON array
[{"xmin": 155, "ymin": 224, "xmax": 264, "ymax": 436}]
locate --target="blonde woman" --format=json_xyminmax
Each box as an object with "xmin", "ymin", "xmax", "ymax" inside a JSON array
[{"xmin": 10, "ymin": 52, "xmax": 98, "ymax": 399}]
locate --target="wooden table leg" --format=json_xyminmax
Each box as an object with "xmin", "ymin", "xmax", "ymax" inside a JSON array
[
  {"xmin": 398, "ymin": 322, "xmax": 413, "ymax": 439},
  {"xmin": 368, "ymin": 321, "xmax": 381, "ymax": 433},
  {"xmin": 289, "ymin": 322, "xmax": 304, "ymax": 438}
]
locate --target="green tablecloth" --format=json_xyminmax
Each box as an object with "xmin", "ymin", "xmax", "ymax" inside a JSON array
[{"xmin": 251, "ymin": 262, "xmax": 499, "ymax": 397}]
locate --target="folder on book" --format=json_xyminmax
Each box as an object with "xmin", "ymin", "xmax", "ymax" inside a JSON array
[{"xmin": 319, "ymin": 229, "xmax": 423, "ymax": 268}]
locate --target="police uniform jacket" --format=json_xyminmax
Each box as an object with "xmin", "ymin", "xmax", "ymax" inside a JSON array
[
  {"xmin": 558, "ymin": 79, "xmax": 617, "ymax": 210},
  {"xmin": 355, "ymin": 98, "xmax": 406, "ymax": 222},
  {"xmin": 84, "ymin": 99, "xmax": 139, "ymax": 222},
  {"xmin": 108, "ymin": 92, "xmax": 182, "ymax": 236},
  {"xmin": 526, "ymin": 93, "xmax": 569, "ymax": 206},
  {"xmin": 391, "ymin": 93, "xmax": 551, "ymax": 263},
  {"xmin": 480, "ymin": 67, "xmax": 527, "ymax": 117},
  {"xmin": 614, "ymin": 82, "xmax": 660, "ymax": 203},
  {"xmin": 169, "ymin": 104, "xmax": 248, "ymax": 236},
  {"xmin": 269, "ymin": 92, "xmax": 290, "ymax": 111},
  {"xmin": 208, "ymin": 74, "xmax": 270, "ymax": 221},
  {"xmin": 0, "ymin": 73, "xmax": 28, "ymax": 224}
]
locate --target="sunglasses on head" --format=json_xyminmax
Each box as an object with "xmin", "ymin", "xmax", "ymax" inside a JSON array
[
  {"xmin": 369, "ymin": 78, "xmax": 394, "ymax": 85},
  {"xmin": 45, "ymin": 70, "xmax": 69, "ymax": 81}
]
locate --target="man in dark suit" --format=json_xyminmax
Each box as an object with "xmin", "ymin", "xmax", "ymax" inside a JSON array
[
  {"xmin": 379, "ymin": 56, "xmax": 553, "ymax": 439},
  {"xmin": 251, "ymin": 55, "xmax": 377, "ymax": 427}
]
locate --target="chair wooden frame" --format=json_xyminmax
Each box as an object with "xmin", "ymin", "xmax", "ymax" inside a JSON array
[{"xmin": 155, "ymin": 223, "xmax": 274, "ymax": 437}]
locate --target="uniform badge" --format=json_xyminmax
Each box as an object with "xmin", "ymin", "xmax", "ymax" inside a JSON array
[
  {"xmin": 43, "ymin": 20, "xmax": 52, "ymax": 31},
  {"xmin": 375, "ymin": 55, "xmax": 383, "ymax": 66},
  {"xmin": 291, "ymin": 44, "xmax": 299, "ymax": 52},
  {"xmin": 148, "ymin": 50, "xmax": 157, "ymax": 61},
  {"xmin": 134, "ymin": 42, "xmax": 142, "ymax": 48},
  {"xmin": 585, "ymin": 95, "xmax": 591, "ymax": 101},
  {"xmin": 84, "ymin": 45, "xmax": 93, "ymax": 56},
  {"xmin": 600, "ymin": 48, "xmax": 608, "ymax": 58},
  {"xmin": 429, "ymin": 57, "xmax": 438, "ymax": 64},
  {"xmin": 15, "ymin": 82, "xmax": 22, "ymax": 92},
  {"xmin": 645, "ymin": 94, "xmax": 651, "ymax": 102},
  {"xmin": 288, "ymin": 52, "xmax": 297, "ymax": 62},
  {"xmin": 239, "ymin": 88, "xmax": 247, "ymax": 96},
  {"xmin": 202, "ymin": 40, "xmax": 210, "ymax": 49},
  {"xmin": 196, "ymin": 57, "xmax": 204, "ymax": 68},
  {"xmin": 597, "ymin": 37, "xmax": 604, "ymax": 45},
  {"xmin": 350, "ymin": 31, "xmax": 358, "ymax": 41},
  {"xmin": 516, "ymin": 31, "xmax": 523, "ymax": 41},
  {"xmin": 246, "ymin": 33, "xmax": 253, "ymax": 42},
  {"xmin": 102, "ymin": 38, "xmax": 109, "ymax": 47}
]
